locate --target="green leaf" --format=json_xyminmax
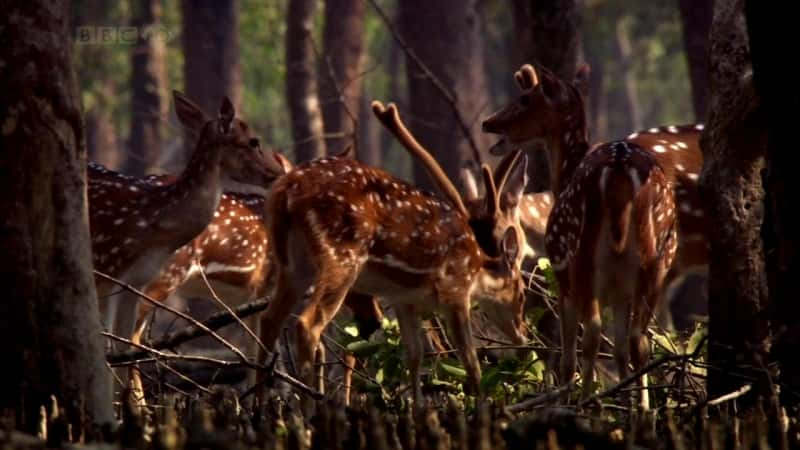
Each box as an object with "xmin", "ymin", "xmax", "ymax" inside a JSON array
[
  {"xmin": 343, "ymin": 324, "xmax": 360, "ymax": 337},
  {"xmin": 437, "ymin": 360, "xmax": 467, "ymax": 381},
  {"xmin": 346, "ymin": 340, "xmax": 384, "ymax": 357}
]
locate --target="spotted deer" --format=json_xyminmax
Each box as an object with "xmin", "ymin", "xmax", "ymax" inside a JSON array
[
  {"xmin": 90, "ymin": 91, "xmax": 284, "ymax": 393},
  {"xmin": 256, "ymin": 102, "xmax": 528, "ymax": 408},
  {"xmin": 136, "ymin": 155, "xmax": 384, "ymax": 361},
  {"xmin": 483, "ymin": 63, "xmax": 708, "ymax": 332},
  {"xmin": 483, "ymin": 64, "xmax": 680, "ymax": 409}
]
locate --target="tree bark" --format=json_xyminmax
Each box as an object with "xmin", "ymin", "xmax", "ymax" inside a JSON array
[
  {"xmin": 746, "ymin": 0, "xmax": 800, "ymax": 404},
  {"xmin": 286, "ymin": 0, "xmax": 326, "ymax": 162},
  {"xmin": 0, "ymin": 0, "xmax": 113, "ymax": 437},
  {"xmin": 358, "ymin": 96, "xmax": 382, "ymax": 167},
  {"xmin": 614, "ymin": 16, "xmax": 642, "ymax": 132},
  {"xmin": 73, "ymin": 0, "xmax": 122, "ymax": 169},
  {"xmin": 677, "ymin": 0, "xmax": 714, "ymax": 122},
  {"xmin": 509, "ymin": 0, "xmax": 582, "ymax": 192},
  {"xmin": 320, "ymin": 0, "xmax": 365, "ymax": 156},
  {"xmin": 399, "ymin": 0, "xmax": 490, "ymax": 193},
  {"xmin": 181, "ymin": 0, "xmax": 242, "ymax": 154},
  {"xmin": 127, "ymin": 0, "xmax": 167, "ymax": 176},
  {"xmin": 512, "ymin": 0, "xmax": 582, "ymax": 81},
  {"xmin": 700, "ymin": 0, "xmax": 769, "ymax": 404}
]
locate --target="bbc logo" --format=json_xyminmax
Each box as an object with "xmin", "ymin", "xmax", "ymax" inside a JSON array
[{"xmin": 75, "ymin": 26, "xmax": 175, "ymax": 45}]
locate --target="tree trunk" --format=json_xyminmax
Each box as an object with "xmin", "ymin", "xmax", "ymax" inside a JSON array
[
  {"xmin": 509, "ymin": 0, "xmax": 582, "ymax": 192},
  {"xmin": 512, "ymin": 0, "xmax": 582, "ymax": 81},
  {"xmin": 127, "ymin": 0, "xmax": 167, "ymax": 176},
  {"xmin": 320, "ymin": 0, "xmax": 365, "ymax": 156},
  {"xmin": 0, "ymin": 0, "xmax": 113, "ymax": 437},
  {"xmin": 286, "ymin": 0, "xmax": 326, "ymax": 162},
  {"xmin": 746, "ymin": 0, "xmax": 800, "ymax": 404},
  {"xmin": 73, "ymin": 0, "xmax": 122, "ymax": 169},
  {"xmin": 358, "ymin": 96, "xmax": 382, "ymax": 167},
  {"xmin": 614, "ymin": 16, "xmax": 642, "ymax": 132},
  {"xmin": 399, "ymin": 0, "xmax": 489, "ymax": 193},
  {"xmin": 700, "ymin": 0, "xmax": 769, "ymax": 404},
  {"xmin": 181, "ymin": 0, "xmax": 242, "ymax": 154},
  {"xmin": 677, "ymin": 0, "xmax": 714, "ymax": 122},
  {"xmin": 585, "ymin": 47, "xmax": 607, "ymax": 142}
]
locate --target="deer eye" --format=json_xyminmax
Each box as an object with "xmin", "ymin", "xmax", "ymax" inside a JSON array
[
  {"xmin": 519, "ymin": 94, "xmax": 531, "ymax": 106},
  {"xmin": 249, "ymin": 138, "xmax": 260, "ymax": 148}
]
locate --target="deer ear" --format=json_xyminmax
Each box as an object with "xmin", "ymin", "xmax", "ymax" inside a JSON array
[
  {"xmin": 274, "ymin": 151, "xmax": 294, "ymax": 173},
  {"xmin": 573, "ymin": 63, "xmax": 591, "ymax": 101},
  {"xmin": 501, "ymin": 227, "xmax": 520, "ymax": 268},
  {"xmin": 219, "ymin": 96, "xmax": 235, "ymax": 133},
  {"xmin": 173, "ymin": 90, "xmax": 209, "ymax": 132},
  {"xmin": 500, "ymin": 155, "xmax": 528, "ymax": 214},
  {"xmin": 461, "ymin": 164, "xmax": 481, "ymax": 202}
]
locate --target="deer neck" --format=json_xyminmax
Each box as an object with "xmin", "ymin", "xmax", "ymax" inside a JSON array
[
  {"xmin": 164, "ymin": 134, "xmax": 224, "ymax": 240},
  {"xmin": 547, "ymin": 115, "xmax": 589, "ymax": 197}
]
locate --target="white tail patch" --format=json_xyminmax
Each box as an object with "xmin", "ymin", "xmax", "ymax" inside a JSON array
[{"xmin": 204, "ymin": 262, "xmax": 257, "ymax": 274}]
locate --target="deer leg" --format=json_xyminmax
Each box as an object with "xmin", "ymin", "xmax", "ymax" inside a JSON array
[
  {"xmin": 446, "ymin": 301, "xmax": 482, "ymax": 398},
  {"xmin": 612, "ymin": 300, "xmax": 633, "ymax": 408},
  {"xmin": 293, "ymin": 270, "xmax": 356, "ymax": 417},
  {"xmin": 255, "ymin": 267, "xmax": 298, "ymax": 404},
  {"xmin": 395, "ymin": 304, "xmax": 423, "ymax": 406},
  {"xmin": 580, "ymin": 299, "xmax": 602, "ymax": 402},
  {"xmin": 559, "ymin": 295, "xmax": 579, "ymax": 403}
]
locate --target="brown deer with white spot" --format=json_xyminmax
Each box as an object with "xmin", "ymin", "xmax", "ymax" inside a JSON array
[
  {"xmin": 483, "ymin": 63, "xmax": 708, "ymax": 332},
  {"xmin": 256, "ymin": 101, "xmax": 528, "ymax": 408},
  {"xmin": 484, "ymin": 65, "xmax": 681, "ymax": 409},
  {"xmin": 135, "ymin": 154, "xmax": 385, "ymax": 384},
  {"xmin": 89, "ymin": 91, "xmax": 284, "ymax": 394}
]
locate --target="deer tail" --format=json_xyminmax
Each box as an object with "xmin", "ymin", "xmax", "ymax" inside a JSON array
[
  {"xmin": 601, "ymin": 162, "xmax": 638, "ymax": 254},
  {"xmin": 266, "ymin": 179, "xmax": 291, "ymax": 265}
]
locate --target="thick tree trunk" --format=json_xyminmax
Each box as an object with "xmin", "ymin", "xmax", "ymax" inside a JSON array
[
  {"xmin": 510, "ymin": 0, "xmax": 582, "ymax": 192},
  {"xmin": 614, "ymin": 16, "xmax": 642, "ymax": 132},
  {"xmin": 399, "ymin": 0, "xmax": 489, "ymax": 193},
  {"xmin": 0, "ymin": 0, "xmax": 113, "ymax": 437},
  {"xmin": 586, "ymin": 50, "xmax": 607, "ymax": 142},
  {"xmin": 73, "ymin": 0, "xmax": 122, "ymax": 169},
  {"xmin": 677, "ymin": 0, "xmax": 714, "ymax": 122},
  {"xmin": 320, "ymin": 0, "xmax": 365, "ymax": 156},
  {"xmin": 286, "ymin": 0, "xmax": 326, "ymax": 162},
  {"xmin": 127, "ymin": 0, "xmax": 167, "ymax": 175},
  {"xmin": 181, "ymin": 0, "xmax": 241, "ymax": 154},
  {"xmin": 746, "ymin": 0, "xmax": 800, "ymax": 404},
  {"xmin": 85, "ymin": 87, "xmax": 123, "ymax": 170},
  {"xmin": 700, "ymin": 0, "xmax": 769, "ymax": 404},
  {"xmin": 512, "ymin": 0, "xmax": 582, "ymax": 81},
  {"xmin": 358, "ymin": 96, "xmax": 382, "ymax": 167}
]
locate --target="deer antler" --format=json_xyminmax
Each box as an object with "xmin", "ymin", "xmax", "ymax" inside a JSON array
[
  {"xmin": 492, "ymin": 149, "xmax": 523, "ymax": 194},
  {"xmin": 481, "ymin": 165, "xmax": 499, "ymax": 216},
  {"xmin": 514, "ymin": 70, "xmax": 526, "ymax": 90},
  {"xmin": 520, "ymin": 64, "xmax": 539, "ymax": 90},
  {"xmin": 371, "ymin": 100, "xmax": 468, "ymax": 217}
]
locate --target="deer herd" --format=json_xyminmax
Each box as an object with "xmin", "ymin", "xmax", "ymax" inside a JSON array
[{"xmin": 88, "ymin": 63, "xmax": 708, "ymax": 413}]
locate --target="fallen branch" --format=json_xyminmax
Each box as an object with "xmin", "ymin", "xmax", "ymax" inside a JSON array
[
  {"xmin": 506, "ymin": 382, "xmax": 576, "ymax": 413},
  {"xmin": 578, "ymin": 336, "xmax": 708, "ymax": 408},
  {"xmin": 95, "ymin": 271, "xmax": 322, "ymax": 400},
  {"xmin": 106, "ymin": 298, "xmax": 269, "ymax": 364},
  {"xmin": 366, "ymin": 0, "xmax": 483, "ymax": 167},
  {"xmin": 198, "ymin": 267, "xmax": 268, "ymax": 355}
]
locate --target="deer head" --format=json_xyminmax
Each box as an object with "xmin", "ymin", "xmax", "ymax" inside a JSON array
[
  {"xmin": 173, "ymin": 91, "xmax": 287, "ymax": 196},
  {"xmin": 483, "ymin": 64, "xmax": 588, "ymax": 154}
]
